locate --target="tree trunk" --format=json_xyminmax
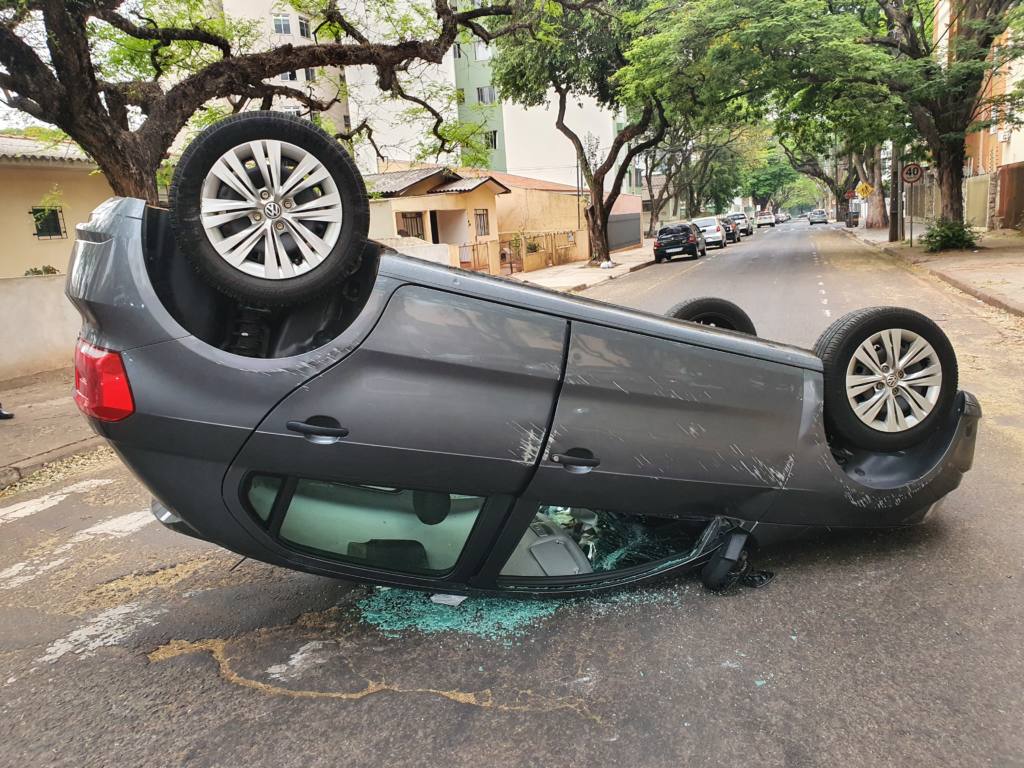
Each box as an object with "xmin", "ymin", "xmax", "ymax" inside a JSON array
[
  {"xmin": 855, "ymin": 146, "xmax": 888, "ymax": 229},
  {"xmin": 936, "ymin": 139, "xmax": 966, "ymax": 222},
  {"xmin": 647, "ymin": 195, "xmax": 668, "ymax": 238},
  {"xmin": 84, "ymin": 131, "xmax": 162, "ymax": 203},
  {"xmin": 586, "ymin": 204, "xmax": 609, "ymax": 263}
]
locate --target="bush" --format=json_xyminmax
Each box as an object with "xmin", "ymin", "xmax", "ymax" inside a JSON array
[
  {"xmin": 24, "ymin": 265, "xmax": 59, "ymax": 276},
  {"xmin": 921, "ymin": 218, "xmax": 977, "ymax": 252}
]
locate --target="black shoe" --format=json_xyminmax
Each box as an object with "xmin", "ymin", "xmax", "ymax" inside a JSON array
[{"xmin": 0, "ymin": 406, "xmax": 13, "ymax": 420}]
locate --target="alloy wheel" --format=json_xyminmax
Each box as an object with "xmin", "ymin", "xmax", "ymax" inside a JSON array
[
  {"xmin": 845, "ymin": 328, "xmax": 942, "ymax": 433},
  {"xmin": 199, "ymin": 139, "xmax": 344, "ymax": 280}
]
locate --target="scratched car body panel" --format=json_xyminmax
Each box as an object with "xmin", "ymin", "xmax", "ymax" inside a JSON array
[{"xmin": 65, "ymin": 199, "xmax": 980, "ymax": 596}]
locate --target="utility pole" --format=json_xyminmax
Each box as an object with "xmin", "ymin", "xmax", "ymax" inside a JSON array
[
  {"xmin": 889, "ymin": 145, "xmax": 901, "ymax": 242},
  {"xmin": 833, "ymin": 138, "xmax": 841, "ymax": 222}
]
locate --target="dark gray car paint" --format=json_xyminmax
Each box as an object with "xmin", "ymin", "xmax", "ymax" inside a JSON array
[{"xmin": 65, "ymin": 198, "xmax": 980, "ymax": 593}]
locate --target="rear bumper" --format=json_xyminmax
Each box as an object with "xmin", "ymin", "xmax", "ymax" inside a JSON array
[
  {"xmin": 761, "ymin": 390, "xmax": 981, "ymax": 528},
  {"xmin": 654, "ymin": 244, "xmax": 698, "ymax": 257}
]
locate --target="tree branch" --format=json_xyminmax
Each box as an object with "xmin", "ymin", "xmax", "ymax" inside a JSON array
[{"xmin": 93, "ymin": 7, "xmax": 233, "ymax": 58}]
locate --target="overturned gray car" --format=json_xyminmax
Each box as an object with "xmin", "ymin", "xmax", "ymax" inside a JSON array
[{"xmin": 65, "ymin": 114, "xmax": 979, "ymax": 595}]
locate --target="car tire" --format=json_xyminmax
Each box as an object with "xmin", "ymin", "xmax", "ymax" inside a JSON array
[
  {"xmin": 667, "ymin": 297, "xmax": 757, "ymax": 335},
  {"xmin": 170, "ymin": 111, "xmax": 370, "ymax": 307},
  {"xmin": 813, "ymin": 307, "xmax": 958, "ymax": 451}
]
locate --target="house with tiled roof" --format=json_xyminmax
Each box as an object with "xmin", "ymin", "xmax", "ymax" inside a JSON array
[
  {"xmin": 364, "ymin": 166, "xmax": 512, "ymax": 273},
  {"xmin": 0, "ymin": 134, "xmax": 113, "ymax": 278}
]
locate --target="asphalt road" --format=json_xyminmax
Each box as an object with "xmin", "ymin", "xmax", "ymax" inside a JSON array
[{"xmin": 3, "ymin": 223, "xmax": 1023, "ymax": 767}]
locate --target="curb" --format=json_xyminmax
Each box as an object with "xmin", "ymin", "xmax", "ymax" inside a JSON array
[
  {"xmin": 841, "ymin": 230, "xmax": 1024, "ymax": 319},
  {"xmin": 0, "ymin": 435, "xmax": 105, "ymax": 491},
  {"xmin": 565, "ymin": 260, "xmax": 656, "ymax": 294}
]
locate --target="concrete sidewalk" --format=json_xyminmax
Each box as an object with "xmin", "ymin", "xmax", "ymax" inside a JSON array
[
  {"xmin": 844, "ymin": 226, "xmax": 1024, "ymax": 318},
  {"xmin": 508, "ymin": 238, "xmax": 655, "ymax": 292},
  {"xmin": 0, "ymin": 367, "xmax": 101, "ymax": 488}
]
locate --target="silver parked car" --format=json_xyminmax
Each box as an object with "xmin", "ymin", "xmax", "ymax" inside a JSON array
[
  {"xmin": 808, "ymin": 209, "xmax": 829, "ymax": 225},
  {"xmin": 692, "ymin": 216, "xmax": 728, "ymax": 248},
  {"xmin": 65, "ymin": 114, "xmax": 979, "ymax": 595}
]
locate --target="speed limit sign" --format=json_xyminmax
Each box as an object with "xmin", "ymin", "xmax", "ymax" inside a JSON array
[{"xmin": 901, "ymin": 162, "xmax": 923, "ymax": 185}]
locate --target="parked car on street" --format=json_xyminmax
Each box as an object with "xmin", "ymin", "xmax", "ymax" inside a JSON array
[
  {"xmin": 808, "ymin": 209, "xmax": 829, "ymax": 225},
  {"xmin": 66, "ymin": 113, "xmax": 980, "ymax": 595},
  {"xmin": 719, "ymin": 216, "xmax": 742, "ymax": 243},
  {"xmin": 755, "ymin": 210, "xmax": 776, "ymax": 228},
  {"xmin": 692, "ymin": 216, "xmax": 728, "ymax": 248},
  {"xmin": 727, "ymin": 212, "xmax": 754, "ymax": 236},
  {"xmin": 653, "ymin": 223, "xmax": 706, "ymax": 262}
]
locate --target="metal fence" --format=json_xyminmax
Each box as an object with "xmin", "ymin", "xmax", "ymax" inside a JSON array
[
  {"xmin": 498, "ymin": 230, "xmax": 588, "ymax": 273},
  {"xmin": 458, "ymin": 243, "xmax": 491, "ymax": 273}
]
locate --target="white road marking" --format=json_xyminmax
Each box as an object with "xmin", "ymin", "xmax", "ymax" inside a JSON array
[
  {"xmin": 0, "ymin": 509, "xmax": 153, "ymax": 590},
  {"xmin": 36, "ymin": 602, "xmax": 167, "ymax": 664},
  {"xmin": 822, "ymin": 299, "xmax": 829, "ymax": 305},
  {"xmin": 0, "ymin": 479, "xmax": 113, "ymax": 527}
]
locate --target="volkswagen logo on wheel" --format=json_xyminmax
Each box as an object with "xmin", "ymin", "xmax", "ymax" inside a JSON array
[{"xmin": 263, "ymin": 201, "xmax": 283, "ymax": 219}]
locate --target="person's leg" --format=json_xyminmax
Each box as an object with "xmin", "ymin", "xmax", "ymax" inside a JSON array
[{"xmin": 0, "ymin": 402, "xmax": 13, "ymax": 420}]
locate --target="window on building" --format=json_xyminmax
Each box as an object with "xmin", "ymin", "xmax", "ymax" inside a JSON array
[
  {"xmin": 343, "ymin": 114, "xmax": 352, "ymax": 130},
  {"xmin": 29, "ymin": 207, "xmax": 66, "ymax": 239},
  {"xmin": 304, "ymin": 67, "xmax": 317, "ymax": 82},
  {"xmin": 399, "ymin": 212, "xmax": 425, "ymax": 239},
  {"xmin": 476, "ymin": 85, "xmax": 496, "ymax": 104},
  {"xmin": 281, "ymin": 70, "xmax": 298, "ymax": 81},
  {"xmin": 272, "ymin": 13, "xmax": 291, "ymax": 34},
  {"xmin": 298, "ymin": 16, "xmax": 311, "ymax": 38},
  {"xmin": 280, "ymin": 106, "xmax": 302, "ymax": 117},
  {"xmin": 484, "ymin": 130, "xmax": 498, "ymax": 149},
  {"xmin": 474, "ymin": 208, "xmax": 490, "ymax": 236},
  {"xmin": 474, "ymin": 41, "xmax": 492, "ymax": 60},
  {"xmin": 454, "ymin": 42, "xmax": 463, "ymax": 58}
]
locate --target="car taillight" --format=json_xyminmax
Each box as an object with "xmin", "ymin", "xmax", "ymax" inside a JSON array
[
  {"xmin": 74, "ymin": 340, "xmax": 134, "ymax": 422},
  {"xmin": 654, "ymin": 240, "xmax": 660, "ymax": 248},
  {"xmin": 688, "ymin": 233, "xmax": 696, "ymax": 243}
]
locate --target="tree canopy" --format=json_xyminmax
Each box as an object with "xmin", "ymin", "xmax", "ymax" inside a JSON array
[
  {"xmin": 0, "ymin": 0, "xmax": 583, "ymax": 201},
  {"xmin": 490, "ymin": 0, "xmax": 667, "ymax": 260}
]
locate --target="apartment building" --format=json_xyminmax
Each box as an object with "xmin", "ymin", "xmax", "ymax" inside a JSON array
[
  {"xmin": 215, "ymin": 0, "xmax": 350, "ymax": 131},
  {"xmin": 934, "ymin": 0, "xmax": 1022, "ymax": 228},
  {"xmin": 453, "ymin": 39, "xmax": 618, "ymax": 187}
]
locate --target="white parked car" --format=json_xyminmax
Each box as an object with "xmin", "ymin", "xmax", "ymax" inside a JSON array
[
  {"xmin": 755, "ymin": 211, "xmax": 776, "ymax": 228},
  {"xmin": 692, "ymin": 216, "xmax": 728, "ymax": 248},
  {"xmin": 808, "ymin": 209, "xmax": 829, "ymax": 225}
]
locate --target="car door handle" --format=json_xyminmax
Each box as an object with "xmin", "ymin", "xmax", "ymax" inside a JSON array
[
  {"xmin": 550, "ymin": 452, "xmax": 601, "ymax": 468},
  {"xmin": 286, "ymin": 418, "xmax": 349, "ymax": 439}
]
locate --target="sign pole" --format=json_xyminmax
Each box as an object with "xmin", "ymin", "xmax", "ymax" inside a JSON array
[{"xmin": 901, "ymin": 162, "xmax": 923, "ymax": 248}]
